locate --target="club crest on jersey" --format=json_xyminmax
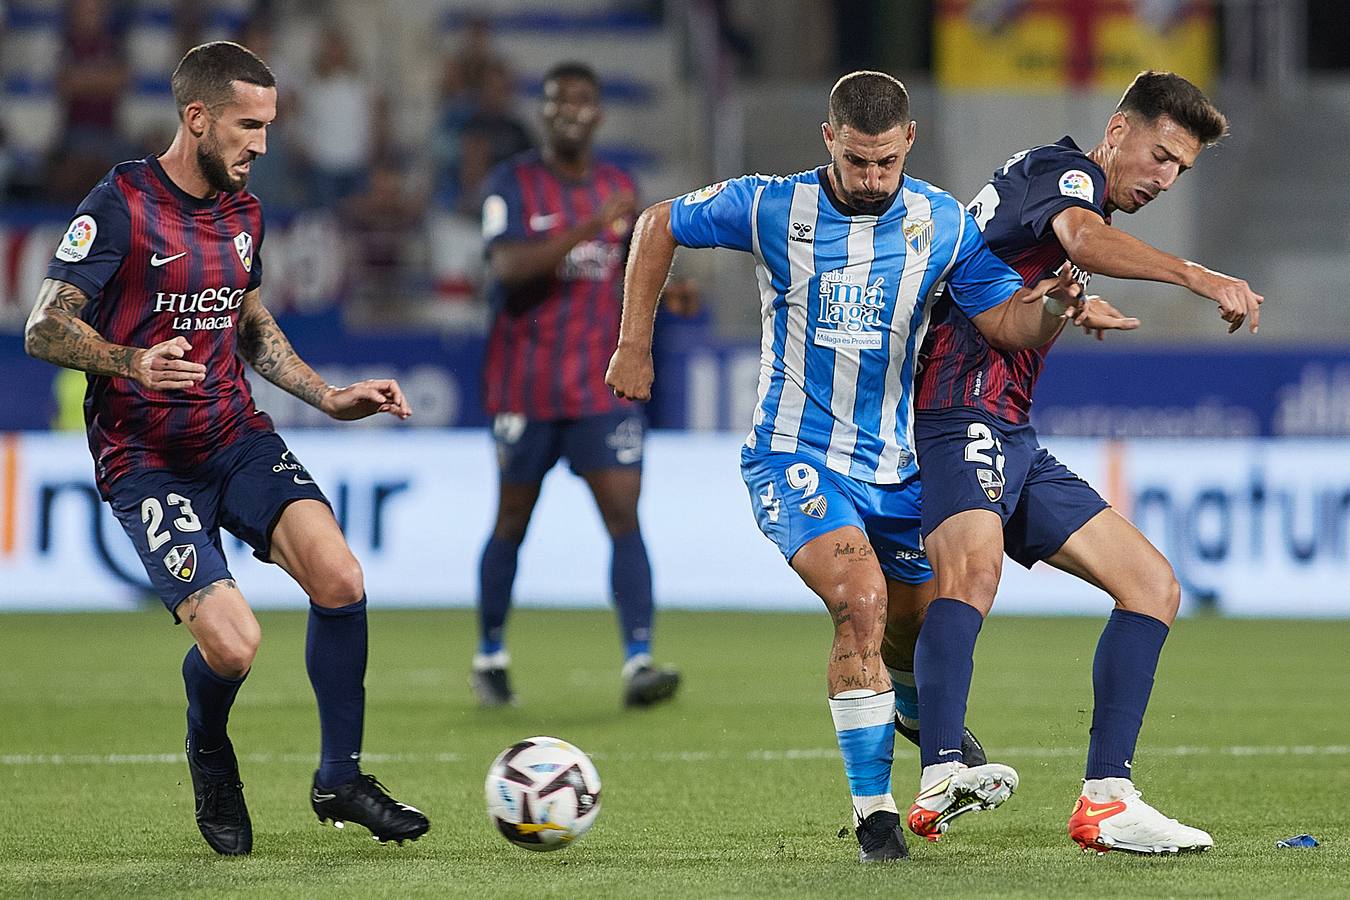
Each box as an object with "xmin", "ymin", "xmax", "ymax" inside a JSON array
[
  {"xmin": 902, "ymin": 217, "xmax": 933, "ymax": 255},
  {"xmin": 164, "ymin": 544, "xmax": 197, "ymax": 583},
  {"xmin": 55, "ymin": 214, "xmax": 97, "ymax": 262},
  {"xmin": 815, "ymin": 269, "xmax": 885, "ymax": 349},
  {"xmin": 683, "ymin": 181, "xmax": 726, "ymax": 205},
  {"xmin": 977, "ymin": 468, "xmax": 1005, "ymax": 503},
  {"xmin": 799, "ymin": 495, "xmax": 828, "ymax": 519},
  {"xmin": 1059, "ymin": 170, "xmax": 1094, "ymax": 202},
  {"xmin": 233, "ymin": 231, "xmax": 253, "ymax": 272}
]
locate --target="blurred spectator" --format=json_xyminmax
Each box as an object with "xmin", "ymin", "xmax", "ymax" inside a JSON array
[
  {"xmin": 295, "ymin": 25, "xmax": 382, "ymax": 206},
  {"xmin": 49, "ymin": 0, "xmax": 130, "ymax": 202},
  {"xmin": 467, "ymin": 62, "xmax": 532, "ymax": 167},
  {"xmin": 233, "ymin": 16, "xmax": 304, "ymax": 208},
  {"xmin": 340, "ymin": 158, "xmax": 428, "ymax": 322},
  {"xmin": 0, "ymin": 124, "xmax": 13, "ymax": 201}
]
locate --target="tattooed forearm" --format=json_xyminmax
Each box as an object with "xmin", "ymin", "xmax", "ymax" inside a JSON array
[
  {"xmin": 236, "ymin": 290, "xmax": 331, "ymax": 409},
  {"xmin": 182, "ymin": 578, "xmax": 238, "ymax": 623},
  {"xmin": 25, "ymin": 279, "xmax": 136, "ymax": 377}
]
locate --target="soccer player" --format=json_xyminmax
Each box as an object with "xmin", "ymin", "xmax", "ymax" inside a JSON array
[
  {"xmin": 472, "ymin": 62, "xmax": 681, "ymax": 709},
  {"xmin": 606, "ymin": 71, "xmax": 1081, "ymax": 862},
  {"xmin": 906, "ymin": 71, "xmax": 1262, "ymax": 853},
  {"xmin": 24, "ymin": 42, "xmax": 429, "ymax": 856}
]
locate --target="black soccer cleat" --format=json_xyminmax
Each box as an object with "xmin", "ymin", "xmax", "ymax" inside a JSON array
[
  {"xmin": 469, "ymin": 666, "xmax": 517, "ymax": 707},
  {"xmin": 311, "ymin": 772, "xmax": 430, "ymax": 844},
  {"xmin": 623, "ymin": 663, "xmax": 681, "ymax": 708},
  {"xmin": 186, "ymin": 740, "xmax": 252, "ymax": 856},
  {"xmin": 895, "ymin": 715, "xmax": 988, "ymax": 767},
  {"xmin": 856, "ymin": 810, "xmax": 910, "ymax": 862}
]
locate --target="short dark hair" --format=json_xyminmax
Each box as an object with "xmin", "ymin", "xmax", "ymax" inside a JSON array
[
  {"xmin": 1117, "ymin": 71, "xmax": 1227, "ymax": 145},
  {"xmin": 543, "ymin": 61, "xmax": 599, "ymax": 91},
  {"xmin": 171, "ymin": 41, "xmax": 275, "ymax": 117},
  {"xmin": 828, "ymin": 71, "xmax": 910, "ymax": 134}
]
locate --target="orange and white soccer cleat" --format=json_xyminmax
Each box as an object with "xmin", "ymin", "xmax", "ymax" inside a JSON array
[
  {"xmin": 907, "ymin": 762, "xmax": 1019, "ymax": 841},
  {"xmin": 1069, "ymin": 778, "xmax": 1213, "ymax": 854}
]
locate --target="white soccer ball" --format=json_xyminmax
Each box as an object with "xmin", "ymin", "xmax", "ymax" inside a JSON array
[{"xmin": 485, "ymin": 736, "xmax": 602, "ymax": 852}]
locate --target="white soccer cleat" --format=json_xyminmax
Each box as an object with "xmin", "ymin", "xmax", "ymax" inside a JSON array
[
  {"xmin": 1068, "ymin": 778, "xmax": 1213, "ymax": 854},
  {"xmin": 907, "ymin": 762, "xmax": 1018, "ymax": 841}
]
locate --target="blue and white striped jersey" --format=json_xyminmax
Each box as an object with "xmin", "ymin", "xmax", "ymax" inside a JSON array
[{"xmin": 670, "ymin": 167, "xmax": 1024, "ymax": 484}]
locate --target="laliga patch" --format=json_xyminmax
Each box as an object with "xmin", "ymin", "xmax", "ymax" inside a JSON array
[
  {"xmin": 164, "ymin": 544, "xmax": 198, "ymax": 583},
  {"xmin": 233, "ymin": 231, "xmax": 253, "ymax": 272},
  {"xmin": 683, "ymin": 181, "xmax": 726, "ymax": 205},
  {"xmin": 977, "ymin": 469, "xmax": 1005, "ymax": 503},
  {"xmin": 1058, "ymin": 170, "xmax": 1094, "ymax": 202},
  {"xmin": 55, "ymin": 215, "xmax": 97, "ymax": 262},
  {"xmin": 903, "ymin": 217, "xmax": 933, "ymax": 255},
  {"xmin": 799, "ymin": 495, "xmax": 829, "ymax": 519}
]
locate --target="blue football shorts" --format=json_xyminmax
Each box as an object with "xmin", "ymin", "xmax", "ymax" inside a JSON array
[
  {"xmin": 492, "ymin": 410, "xmax": 645, "ymax": 484},
  {"xmin": 105, "ymin": 429, "xmax": 330, "ymax": 621},
  {"xmin": 740, "ymin": 446, "xmax": 932, "ymax": 585},
  {"xmin": 915, "ymin": 407, "xmax": 1109, "ymax": 568}
]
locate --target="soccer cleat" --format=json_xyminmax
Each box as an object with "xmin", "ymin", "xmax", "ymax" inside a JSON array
[
  {"xmin": 469, "ymin": 666, "xmax": 517, "ymax": 707},
  {"xmin": 623, "ymin": 663, "xmax": 681, "ymax": 708},
  {"xmin": 894, "ymin": 715, "xmax": 988, "ymax": 767},
  {"xmin": 1068, "ymin": 780, "xmax": 1213, "ymax": 854},
  {"xmin": 855, "ymin": 810, "xmax": 910, "ymax": 862},
  {"xmin": 186, "ymin": 740, "xmax": 252, "ymax": 856},
  {"xmin": 907, "ymin": 762, "xmax": 1018, "ymax": 841},
  {"xmin": 312, "ymin": 772, "xmax": 430, "ymax": 844}
]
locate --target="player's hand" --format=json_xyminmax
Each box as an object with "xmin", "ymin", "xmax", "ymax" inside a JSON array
[
  {"xmin": 1023, "ymin": 267, "xmax": 1084, "ymax": 312},
  {"xmin": 1184, "ymin": 263, "xmax": 1263, "ymax": 334},
  {"xmin": 661, "ymin": 279, "xmax": 702, "ymax": 317},
  {"xmin": 596, "ymin": 190, "xmax": 637, "ymax": 231},
  {"xmin": 1072, "ymin": 295, "xmax": 1140, "ymax": 341},
  {"xmin": 320, "ymin": 379, "xmax": 412, "ymax": 421},
  {"xmin": 605, "ymin": 345, "xmax": 655, "ymax": 402},
  {"xmin": 131, "ymin": 336, "xmax": 206, "ymax": 392}
]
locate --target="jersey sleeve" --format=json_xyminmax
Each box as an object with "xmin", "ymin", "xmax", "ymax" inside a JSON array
[
  {"xmin": 1020, "ymin": 158, "xmax": 1107, "ymax": 240},
  {"xmin": 945, "ymin": 209, "xmax": 1025, "ymax": 318},
  {"xmin": 668, "ymin": 175, "xmax": 759, "ymax": 252},
  {"xmin": 481, "ymin": 163, "xmax": 528, "ymax": 248},
  {"xmin": 46, "ymin": 180, "xmax": 132, "ymax": 300}
]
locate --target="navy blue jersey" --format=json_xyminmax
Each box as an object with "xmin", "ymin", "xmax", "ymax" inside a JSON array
[
  {"xmin": 46, "ymin": 157, "xmax": 271, "ymax": 495},
  {"xmin": 916, "ymin": 137, "xmax": 1107, "ymax": 424}
]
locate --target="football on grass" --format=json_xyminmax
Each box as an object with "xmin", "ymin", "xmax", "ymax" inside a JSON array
[{"xmin": 485, "ymin": 736, "xmax": 601, "ymax": 851}]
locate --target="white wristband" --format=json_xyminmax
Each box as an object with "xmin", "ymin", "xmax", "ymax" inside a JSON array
[{"xmin": 1043, "ymin": 294, "xmax": 1069, "ymax": 317}]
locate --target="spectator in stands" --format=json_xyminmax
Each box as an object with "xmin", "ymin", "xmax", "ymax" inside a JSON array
[
  {"xmin": 295, "ymin": 25, "xmax": 382, "ymax": 205},
  {"xmin": 233, "ymin": 16, "xmax": 303, "ymax": 208},
  {"xmin": 340, "ymin": 158, "xmax": 428, "ymax": 319},
  {"xmin": 50, "ymin": 0, "xmax": 130, "ymax": 201}
]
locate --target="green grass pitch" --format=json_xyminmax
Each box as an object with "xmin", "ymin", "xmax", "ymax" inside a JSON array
[{"xmin": 2, "ymin": 608, "xmax": 1347, "ymax": 898}]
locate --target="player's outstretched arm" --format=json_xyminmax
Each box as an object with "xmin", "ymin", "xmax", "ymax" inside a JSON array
[
  {"xmin": 1071, "ymin": 295, "xmax": 1141, "ymax": 341},
  {"xmin": 25, "ymin": 277, "xmax": 206, "ymax": 390},
  {"xmin": 1052, "ymin": 206, "xmax": 1263, "ymax": 333},
  {"xmin": 236, "ymin": 288, "xmax": 410, "ymax": 421},
  {"xmin": 970, "ymin": 269, "xmax": 1083, "ymax": 351},
  {"xmin": 606, "ymin": 199, "xmax": 677, "ymax": 402}
]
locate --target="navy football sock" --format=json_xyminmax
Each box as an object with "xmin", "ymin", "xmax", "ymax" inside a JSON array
[
  {"xmin": 1085, "ymin": 608, "xmax": 1169, "ymax": 780},
  {"xmin": 611, "ymin": 529, "xmax": 654, "ymax": 661},
  {"xmin": 183, "ymin": 644, "xmax": 246, "ymax": 777},
  {"xmin": 915, "ymin": 598, "xmax": 984, "ymax": 768},
  {"xmin": 478, "ymin": 535, "xmax": 520, "ymax": 656},
  {"xmin": 307, "ymin": 598, "xmax": 367, "ymax": 789}
]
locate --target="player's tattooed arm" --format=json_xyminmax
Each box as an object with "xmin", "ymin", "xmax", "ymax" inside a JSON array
[
  {"xmin": 236, "ymin": 288, "xmax": 331, "ymax": 408},
  {"xmin": 24, "ymin": 278, "xmax": 135, "ymax": 377}
]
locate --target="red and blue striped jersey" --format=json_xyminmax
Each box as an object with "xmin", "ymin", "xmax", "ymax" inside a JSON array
[
  {"xmin": 46, "ymin": 156, "xmax": 272, "ymax": 495},
  {"xmin": 480, "ymin": 150, "xmax": 636, "ymax": 421},
  {"xmin": 916, "ymin": 137, "xmax": 1107, "ymax": 424}
]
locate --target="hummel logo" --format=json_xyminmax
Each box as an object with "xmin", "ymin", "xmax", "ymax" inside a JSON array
[
  {"xmin": 150, "ymin": 251, "xmax": 187, "ymax": 267},
  {"xmin": 313, "ymin": 791, "xmax": 336, "ymax": 802},
  {"xmin": 529, "ymin": 212, "xmax": 562, "ymax": 231},
  {"xmin": 789, "ymin": 221, "xmax": 814, "ymax": 243}
]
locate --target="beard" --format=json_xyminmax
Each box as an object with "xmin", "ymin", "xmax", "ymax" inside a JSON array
[
  {"xmin": 831, "ymin": 161, "xmax": 895, "ymax": 215},
  {"xmin": 197, "ymin": 129, "xmax": 247, "ymax": 193}
]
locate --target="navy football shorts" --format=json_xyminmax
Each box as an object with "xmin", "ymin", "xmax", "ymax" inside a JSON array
[
  {"xmin": 915, "ymin": 407, "xmax": 1109, "ymax": 568},
  {"xmin": 740, "ymin": 446, "xmax": 932, "ymax": 585},
  {"xmin": 106, "ymin": 430, "xmax": 329, "ymax": 621},
  {"xmin": 491, "ymin": 410, "xmax": 644, "ymax": 484}
]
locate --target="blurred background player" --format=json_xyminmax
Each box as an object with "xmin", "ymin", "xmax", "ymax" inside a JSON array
[
  {"xmin": 472, "ymin": 62, "xmax": 683, "ymax": 709},
  {"xmin": 906, "ymin": 71, "xmax": 1261, "ymax": 853},
  {"xmin": 24, "ymin": 41, "xmax": 428, "ymax": 855},
  {"xmin": 607, "ymin": 71, "xmax": 1082, "ymax": 862}
]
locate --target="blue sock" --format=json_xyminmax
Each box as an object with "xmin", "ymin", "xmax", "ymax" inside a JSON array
[
  {"xmin": 611, "ymin": 530, "xmax": 653, "ymax": 661},
  {"xmin": 307, "ymin": 598, "xmax": 367, "ymax": 788},
  {"xmin": 887, "ymin": 667, "xmax": 920, "ymax": 724},
  {"xmin": 1085, "ymin": 608, "xmax": 1169, "ymax": 780},
  {"xmin": 915, "ymin": 598, "xmax": 984, "ymax": 767},
  {"xmin": 828, "ymin": 691, "xmax": 896, "ymax": 810},
  {"xmin": 478, "ymin": 535, "xmax": 521, "ymax": 656},
  {"xmin": 183, "ymin": 644, "xmax": 245, "ymax": 777}
]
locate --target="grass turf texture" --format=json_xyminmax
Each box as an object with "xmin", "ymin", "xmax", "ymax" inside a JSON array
[{"xmin": 1, "ymin": 609, "xmax": 1347, "ymax": 899}]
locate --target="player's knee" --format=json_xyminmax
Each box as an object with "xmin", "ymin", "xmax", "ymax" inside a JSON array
[
  {"xmin": 601, "ymin": 510, "xmax": 640, "ymax": 537},
  {"xmin": 204, "ymin": 626, "xmax": 260, "ymax": 678},
  {"xmin": 936, "ymin": 552, "xmax": 1001, "ymax": 610},
  {"xmin": 1130, "ymin": 561, "xmax": 1180, "ymax": 624},
  {"xmin": 311, "ymin": 555, "xmax": 365, "ymax": 608},
  {"xmin": 828, "ymin": 586, "xmax": 887, "ymax": 636}
]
